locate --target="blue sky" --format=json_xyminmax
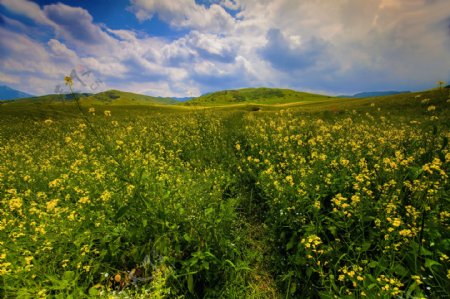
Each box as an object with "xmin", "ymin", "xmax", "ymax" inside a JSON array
[{"xmin": 0, "ymin": 0, "xmax": 449, "ymax": 97}]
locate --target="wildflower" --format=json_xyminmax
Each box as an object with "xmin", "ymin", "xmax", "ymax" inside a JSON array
[
  {"xmin": 64, "ymin": 76, "xmax": 73, "ymax": 87},
  {"xmin": 88, "ymin": 107, "xmax": 96, "ymax": 114},
  {"xmin": 61, "ymin": 259, "xmax": 69, "ymax": 268},
  {"xmin": 285, "ymin": 175, "xmax": 294, "ymax": 186},
  {"xmin": 313, "ymin": 200, "xmax": 321, "ymax": 210},
  {"xmin": 235, "ymin": 143, "xmax": 241, "ymax": 151},
  {"xmin": 411, "ymin": 275, "xmax": 423, "ymax": 285},
  {"xmin": 392, "ymin": 218, "xmax": 401, "ymax": 227},
  {"xmin": 115, "ymin": 273, "xmax": 121, "ymax": 282},
  {"xmin": 427, "ymin": 105, "xmax": 436, "ymax": 112},
  {"xmin": 104, "ymin": 110, "xmax": 111, "ymax": 117},
  {"xmin": 399, "ymin": 229, "xmax": 414, "ymax": 237},
  {"xmin": 100, "ymin": 190, "xmax": 111, "ymax": 202},
  {"xmin": 25, "ymin": 256, "xmax": 33, "ymax": 265},
  {"xmin": 46, "ymin": 199, "xmax": 59, "ymax": 212},
  {"xmin": 78, "ymin": 196, "xmax": 90, "ymax": 204},
  {"xmin": 44, "ymin": 119, "xmax": 53, "ymax": 125}
]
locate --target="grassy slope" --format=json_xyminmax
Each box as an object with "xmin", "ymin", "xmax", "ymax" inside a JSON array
[
  {"xmin": 184, "ymin": 87, "xmax": 333, "ymax": 106},
  {"xmin": 84, "ymin": 90, "xmax": 179, "ymax": 105},
  {"xmin": 1, "ymin": 88, "xmax": 447, "ymax": 117}
]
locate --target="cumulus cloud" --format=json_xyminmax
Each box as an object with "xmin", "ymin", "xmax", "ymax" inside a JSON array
[
  {"xmin": 260, "ymin": 29, "xmax": 328, "ymax": 71},
  {"xmin": 0, "ymin": 0, "xmax": 54, "ymax": 26},
  {"xmin": 128, "ymin": 0, "xmax": 236, "ymax": 33},
  {"xmin": 44, "ymin": 4, "xmax": 111, "ymax": 45},
  {"xmin": 1, "ymin": 0, "xmax": 450, "ymax": 96}
]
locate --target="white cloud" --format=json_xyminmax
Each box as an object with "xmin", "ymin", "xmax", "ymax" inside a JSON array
[
  {"xmin": 0, "ymin": 0, "xmax": 54, "ymax": 26},
  {"xmin": 1, "ymin": 0, "xmax": 450, "ymax": 96},
  {"xmin": 232, "ymin": 0, "xmax": 450, "ymax": 93},
  {"xmin": 48, "ymin": 39, "xmax": 77, "ymax": 60},
  {"xmin": 0, "ymin": 71, "xmax": 20, "ymax": 85},
  {"xmin": 128, "ymin": 0, "xmax": 236, "ymax": 33}
]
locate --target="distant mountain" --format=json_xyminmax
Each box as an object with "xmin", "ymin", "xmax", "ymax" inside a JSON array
[
  {"xmin": 338, "ymin": 91, "xmax": 410, "ymax": 98},
  {"xmin": 184, "ymin": 87, "xmax": 331, "ymax": 106},
  {"xmin": 0, "ymin": 85, "xmax": 33, "ymax": 100},
  {"xmin": 170, "ymin": 97, "xmax": 193, "ymax": 102}
]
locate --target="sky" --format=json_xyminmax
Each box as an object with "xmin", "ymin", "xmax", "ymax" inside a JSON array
[{"xmin": 0, "ymin": 0, "xmax": 449, "ymax": 97}]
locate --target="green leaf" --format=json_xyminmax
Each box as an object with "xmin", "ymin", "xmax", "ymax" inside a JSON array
[
  {"xmin": 115, "ymin": 205, "xmax": 129, "ymax": 220},
  {"xmin": 88, "ymin": 287, "xmax": 99, "ymax": 296},
  {"xmin": 420, "ymin": 246, "xmax": 433, "ymax": 256},
  {"xmin": 205, "ymin": 207, "xmax": 214, "ymax": 216},
  {"xmin": 187, "ymin": 274, "xmax": 194, "ymax": 294},
  {"xmin": 289, "ymin": 282, "xmax": 297, "ymax": 294},
  {"xmin": 286, "ymin": 237, "xmax": 295, "ymax": 250},
  {"xmin": 63, "ymin": 271, "xmax": 75, "ymax": 281},
  {"xmin": 425, "ymin": 258, "xmax": 441, "ymax": 269},
  {"xmin": 183, "ymin": 233, "xmax": 191, "ymax": 242},
  {"xmin": 361, "ymin": 241, "xmax": 372, "ymax": 251},
  {"xmin": 393, "ymin": 263, "xmax": 408, "ymax": 277},
  {"xmin": 406, "ymin": 282, "xmax": 417, "ymax": 298}
]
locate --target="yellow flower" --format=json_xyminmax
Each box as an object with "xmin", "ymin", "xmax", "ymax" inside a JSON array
[
  {"xmin": 104, "ymin": 110, "xmax": 111, "ymax": 117},
  {"xmin": 46, "ymin": 199, "xmax": 59, "ymax": 212},
  {"xmin": 64, "ymin": 76, "xmax": 73, "ymax": 87},
  {"xmin": 25, "ymin": 256, "xmax": 33, "ymax": 265},
  {"xmin": 392, "ymin": 218, "xmax": 401, "ymax": 227},
  {"xmin": 411, "ymin": 275, "xmax": 422, "ymax": 285},
  {"xmin": 78, "ymin": 196, "xmax": 90, "ymax": 204}
]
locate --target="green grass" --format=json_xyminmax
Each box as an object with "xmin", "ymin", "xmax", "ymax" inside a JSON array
[{"xmin": 84, "ymin": 90, "xmax": 179, "ymax": 105}]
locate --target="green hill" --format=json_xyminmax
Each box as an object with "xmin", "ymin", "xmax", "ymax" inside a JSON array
[
  {"xmin": 85, "ymin": 90, "xmax": 178, "ymax": 105},
  {"xmin": 184, "ymin": 87, "xmax": 333, "ymax": 106}
]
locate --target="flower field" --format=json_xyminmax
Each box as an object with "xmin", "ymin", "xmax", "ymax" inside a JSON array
[{"xmin": 0, "ymin": 90, "xmax": 449, "ymax": 298}]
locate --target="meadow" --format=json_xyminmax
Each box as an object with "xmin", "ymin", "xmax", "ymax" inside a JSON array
[{"xmin": 0, "ymin": 88, "xmax": 449, "ymax": 298}]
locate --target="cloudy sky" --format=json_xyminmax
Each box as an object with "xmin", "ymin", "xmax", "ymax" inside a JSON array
[{"xmin": 0, "ymin": 0, "xmax": 449, "ymax": 97}]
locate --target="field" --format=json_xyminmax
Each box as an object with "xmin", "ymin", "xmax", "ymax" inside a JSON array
[{"xmin": 0, "ymin": 89, "xmax": 449, "ymax": 298}]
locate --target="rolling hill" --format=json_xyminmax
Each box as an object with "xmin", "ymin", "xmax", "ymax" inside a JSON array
[
  {"xmin": 85, "ymin": 90, "xmax": 179, "ymax": 105},
  {"xmin": 184, "ymin": 87, "xmax": 333, "ymax": 106}
]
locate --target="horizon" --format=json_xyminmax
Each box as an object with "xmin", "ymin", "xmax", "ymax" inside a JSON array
[
  {"xmin": 1, "ymin": 0, "xmax": 450, "ymax": 97},
  {"xmin": 0, "ymin": 83, "xmax": 422, "ymax": 99}
]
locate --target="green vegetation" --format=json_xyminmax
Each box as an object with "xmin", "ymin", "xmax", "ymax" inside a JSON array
[
  {"xmin": 85, "ymin": 90, "xmax": 179, "ymax": 106},
  {"xmin": 184, "ymin": 87, "xmax": 333, "ymax": 106},
  {"xmin": 0, "ymin": 88, "xmax": 449, "ymax": 298}
]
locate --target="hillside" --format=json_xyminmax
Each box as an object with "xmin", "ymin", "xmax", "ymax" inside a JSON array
[
  {"xmin": 85, "ymin": 90, "xmax": 179, "ymax": 105},
  {"xmin": 184, "ymin": 87, "xmax": 333, "ymax": 106}
]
